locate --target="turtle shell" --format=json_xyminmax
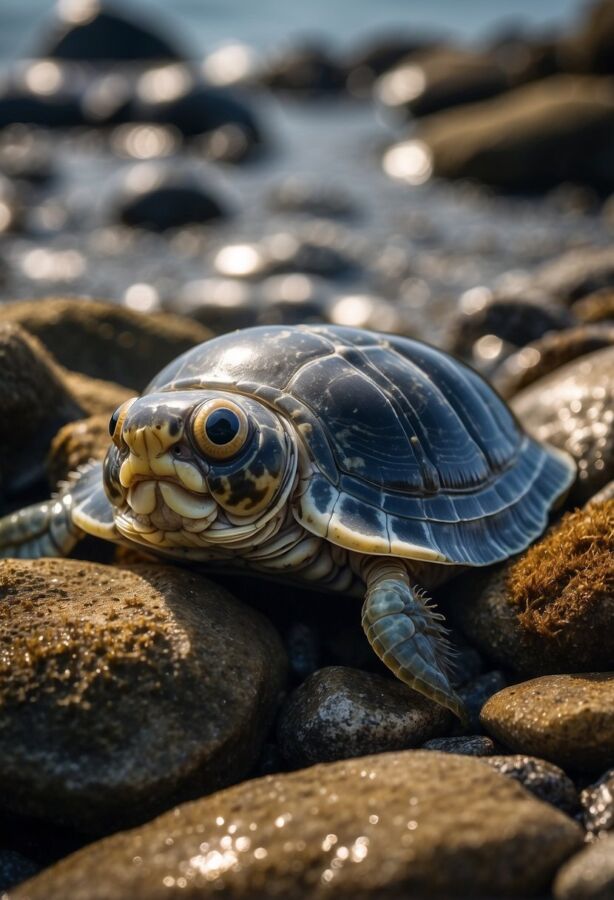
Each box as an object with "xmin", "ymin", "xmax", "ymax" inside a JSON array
[{"xmin": 148, "ymin": 325, "xmax": 575, "ymax": 566}]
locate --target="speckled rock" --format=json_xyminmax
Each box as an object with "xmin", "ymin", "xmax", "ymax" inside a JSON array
[
  {"xmin": 492, "ymin": 325, "xmax": 614, "ymax": 399},
  {"xmin": 10, "ymin": 751, "xmax": 582, "ymax": 900},
  {"xmin": 532, "ymin": 246, "xmax": 614, "ymax": 305},
  {"xmin": 512, "ymin": 346, "xmax": 614, "ymax": 505},
  {"xmin": 0, "ymin": 850, "xmax": 38, "ymax": 893},
  {"xmin": 0, "ymin": 324, "xmax": 83, "ymax": 500},
  {"xmin": 581, "ymin": 769, "xmax": 614, "ymax": 836},
  {"xmin": 277, "ymin": 667, "xmax": 451, "ymax": 767},
  {"xmin": 0, "ymin": 298, "xmax": 211, "ymax": 391},
  {"xmin": 451, "ymin": 502, "xmax": 614, "ymax": 677},
  {"xmin": 573, "ymin": 290, "xmax": 614, "ymax": 325},
  {"xmin": 414, "ymin": 76, "xmax": 614, "ymax": 191},
  {"xmin": 554, "ymin": 834, "xmax": 614, "ymax": 900},
  {"xmin": 481, "ymin": 674, "xmax": 614, "ymax": 772},
  {"xmin": 46, "ymin": 413, "xmax": 111, "ymax": 488},
  {"xmin": 0, "ymin": 558, "xmax": 286, "ymax": 833},
  {"xmin": 421, "ymin": 735, "xmax": 495, "ymax": 756},
  {"xmin": 480, "ymin": 755, "xmax": 578, "ymax": 814}
]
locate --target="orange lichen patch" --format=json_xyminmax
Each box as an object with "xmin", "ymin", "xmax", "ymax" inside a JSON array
[{"xmin": 506, "ymin": 501, "xmax": 614, "ymax": 639}]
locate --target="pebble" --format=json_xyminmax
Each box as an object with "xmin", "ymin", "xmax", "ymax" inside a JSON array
[
  {"xmin": 10, "ymin": 751, "xmax": 582, "ymax": 899},
  {"xmin": 38, "ymin": 2, "xmax": 184, "ymax": 62},
  {"xmin": 0, "ymin": 558, "xmax": 286, "ymax": 832},
  {"xmin": 111, "ymin": 164, "xmax": 227, "ymax": 232},
  {"xmin": 410, "ymin": 76, "xmax": 614, "ymax": 191},
  {"xmin": 267, "ymin": 178, "xmax": 358, "ymax": 220},
  {"xmin": 421, "ymin": 735, "xmax": 495, "ymax": 756},
  {"xmin": 343, "ymin": 34, "xmax": 438, "ymax": 92},
  {"xmin": 277, "ymin": 666, "xmax": 451, "ymax": 768},
  {"xmin": 574, "ymin": 290, "xmax": 614, "ymax": 325},
  {"xmin": 492, "ymin": 324, "xmax": 614, "ymax": 398},
  {"xmin": 480, "ymin": 674, "xmax": 614, "ymax": 772},
  {"xmin": 0, "ymin": 297, "xmax": 211, "ymax": 391},
  {"xmin": 261, "ymin": 43, "xmax": 346, "ymax": 94},
  {"xmin": 481, "ymin": 755, "xmax": 579, "ymax": 814},
  {"xmin": 451, "ymin": 502, "xmax": 614, "ymax": 677},
  {"xmin": 581, "ymin": 769, "xmax": 614, "ymax": 836},
  {"xmin": 213, "ymin": 231, "xmax": 358, "ymax": 281},
  {"xmin": 554, "ymin": 834, "xmax": 614, "ymax": 900},
  {"xmin": 512, "ymin": 346, "xmax": 614, "ymax": 504}
]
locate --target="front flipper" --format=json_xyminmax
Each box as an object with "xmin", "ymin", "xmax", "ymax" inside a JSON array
[
  {"xmin": 0, "ymin": 462, "xmax": 117, "ymax": 559},
  {"xmin": 361, "ymin": 558, "xmax": 465, "ymax": 720}
]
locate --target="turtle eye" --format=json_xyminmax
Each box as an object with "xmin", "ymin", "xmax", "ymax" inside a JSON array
[
  {"xmin": 193, "ymin": 399, "xmax": 249, "ymax": 460},
  {"xmin": 109, "ymin": 398, "xmax": 136, "ymax": 447}
]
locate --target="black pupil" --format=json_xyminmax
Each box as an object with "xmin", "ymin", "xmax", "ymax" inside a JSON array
[
  {"xmin": 109, "ymin": 409, "xmax": 120, "ymax": 437},
  {"xmin": 205, "ymin": 409, "xmax": 240, "ymax": 446}
]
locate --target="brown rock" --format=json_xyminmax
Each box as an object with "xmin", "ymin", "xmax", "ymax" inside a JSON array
[
  {"xmin": 554, "ymin": 834, "xmax": 614, "ymax": 900},
  {"xmin": 581, "ymin": 768, "xmax": 614, "ymax": 836},
  {"xmin": 62, "ymin": 371, "xmax": 133, "ymax": 418},
  {"xmin": 560, "ymin": 0, "xmax": 614, "ymax": 75},
  {"xmin": 480, "ymin": 674, "xmax": 614, "ymax": 772},
  {"xmin": 0, "ymin": 559, "xmax": 286, "ymax": 833},
  {"xmin": 46, "ymin": 414, "xmax": 112, "ymax": 487},
  {"xmin": 532, "ymin": 246, "xmax": 614, "ymax": 305},
  {"xmin": 512, "ymin": 346, "xmax": 614, "ymax": 505},
  {"xmin": 415, "ymin": 76, "xmax": 614, "ymax": 191},
  {"xmin": 0, "ymin": 297, "xmax": 211, "ymax": 391},
  {"xmin": 573, "ymin": 289, "xmax": 614, "ymax": 325},
  {"xmin": 11, "ymin": 751, "xmax": 582, "ymax": 899},
  {"xmin": 277, "ymin": 666, "xmax": 451, "ymax": 768}
]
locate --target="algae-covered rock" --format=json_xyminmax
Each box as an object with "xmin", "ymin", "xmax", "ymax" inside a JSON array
[
  {"xmin": 10, "ymin": 751, "xmax": 582, "ymax": 899},
  {"xmin": 0, "ymin": 559, "xmax": 286, "ymax": 833}
]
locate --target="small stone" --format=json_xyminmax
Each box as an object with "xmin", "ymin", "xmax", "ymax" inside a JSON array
[
  {"xmin": 261, "ymin": 43, "xmax": 346, "ymax": 94},
  {"xmin": 458, "ymin": 670, "xmax": 507, "ymax": 732},
  {"xmin": 481, "ymin": 674, "xmax": 614, "ymax": 772},
  {"xmin": 512, "ymin": 346, "xmax": 614, "ymax": 505},
  {"xmin": 422, "ymin": 735, "xmax": 495, "ymax": 756},
  {"xmin": 277, "ymin": 666, "xmax": 451, "ymax": 767},
  {"xmin": 581, "ymin": 769, "xmax": 614, "ymax": 836},
  {"xmin": 0, "ymin": 849, "xmax": 39, "ymax": 892},
  {"xmin": 452, "ymin": 502, "xmax": 614, "ymax": 677},
  {"xmin": 0, "ymin": 559, "xmax": 286, "ymax": 832},
  {"xmin": 554, "ymin": 834, "xmax": 614, "ymax": 900},
  {"xmin": 11, "ymin": 751, "xmax": 582, "ymax": 899},
  {"xmin": 268, "ymin": 178, "xmax": 358, "ymax": 220},
  {"xmin": 492, "ymin": 325, "xmax": 614, "ymax": 399},
  {"xmin": 0, "ymin": 297, "xmax": 211, "ymax": 391},
  {"xmin": 481, "ymin": 755, "xmax": 579, "ymax": 813}
]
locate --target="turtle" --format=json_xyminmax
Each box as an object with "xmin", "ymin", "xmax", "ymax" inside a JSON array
[{"xmin": 0, "ymin": 324, "xmax": 576, "ymax": 717}]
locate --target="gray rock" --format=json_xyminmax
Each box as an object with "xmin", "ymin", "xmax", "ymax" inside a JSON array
[
  {"xmin": 531, "ymin": 246, "xmax": 614, "ymax": 305},
  {"xmin": 422, "ymin": 735, "xmax": 495, "ymax": 756},
  {"xmin": 554, "ymin": 834, "xmax": 614, "ymax": 900},
  {"xmin": 277, "ymin": 666, "xmax": 451, "ymax": 767},
  {"xmin": 481, "ymin": 755, "xmax": 579, "ymax": 813},
  {"xmin": 512, "ymin": 346, "xmax": 614, "ymax": 505},
  {"xmin": 0, "ymin": 558, "xmax": 286, "ymax": 833},
  {"xmin": 581, "ymin": 769, "xmax": 614, "ymax": 836},
  {"xmin": 11, "ymin": 751, "xmax": 583, "ymax": 900}
]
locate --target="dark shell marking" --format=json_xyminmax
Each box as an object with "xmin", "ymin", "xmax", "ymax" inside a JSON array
[{"xmin": 148, "ymin": 325, "xmax": 574, "ymax": 567}]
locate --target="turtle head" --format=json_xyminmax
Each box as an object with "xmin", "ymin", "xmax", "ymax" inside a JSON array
[{"xmin": 104, "ymin": 391, "xmax": 298, "ymax": 554}]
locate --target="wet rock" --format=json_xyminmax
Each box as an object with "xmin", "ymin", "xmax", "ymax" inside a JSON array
[
  {"xmin": 0, "ymin": 324, "xmax": 83, "ymax": 501},
  {"xmin": 376, "ymin": 47, "xmax": 510, "ymax": 120},
  {"xmin": 111, "ymin": 163, "xmax": 227, "ymax": 232},
  {"xmin": 132, "ymin": 68, "xmax": 262, "ymax": 158},
  {"xmin": 480, "ymin": 674, "xmax": 614, "ymax": 772},
  {"xmin": 458, "ymin": 670, "xmax": 507, "ymax": 732},
  {"xmin": 532, "ymin": 246, "xmax": 614, "ymax": 305},
  {"xmin": 343, "ymin": 33, "xmax": 439, "ymax": 93},
  {"xmin": 277, "ymin": 666, "xmax": 451, "ymax": 768},
  {"xmin": 284, "ymin": 621, "xmax": 321, "ymax": 683},
  {"xmin": 481, "ymin": 755, "xmax": 579, "ymax": 814},
  {"xmin": 413, "ymin": 76, "xmax": 614, "ymax": 191},
  {"xmin": 61, "ymin": 371, "xmax": 133, "ymax": 417},
  {"xmin": 10, "ymin": 750, "xmax": 582, "ymax": 899},
  {"xmin": 581, "ymin": 769, "xmax": 614, "ymax": 836},
  {"xmin": 0, "ymin": 79, "xmax": 87, "ymax": 131},
  {"xmin": 170, "ymin": 278, "xmax": 259, "ymax": 333},
  {"xmin": 0, "ymin": 849, "xmax": 39, "ymax": 893},
  {"xmin": 258, "ymin": 274, "xmax": 333, "ymax": 325},
  {"xmin": 492, "ymin": 324, "xmax": 614, "ymax": 399},
  {"xmin": 214, "ymin": 232, "xmax": 358, "ymax": 281},
  {"xmin": 0, "ymin": 558, "xmax": 286, "ymax": 833},
  {"xmin": 452, "ymin": 502, "xmax": 614, "ymax": 677},
  {"xmin": 560, "ymin": 0, "xmax": 614, "ymax": 75},
  {"xmin": 46, "ymin": 413, "xmax": 111, "ymax": 488},
  {"xmin": 448, "ymin": 294, "xmax": 573, "ymax": 364},
  {"xmin": 0, "ymin": 297, "xmax": 211, "ymax": 391},
  {"xmin": 512, "ymin": 346, "xmax": 614, "ymax": 504},
  {"xmin": 554, "ymin": 834, "xmax": 614, "ymax": 900},
  {"xmin": 0, "ymin": 174, "xmax": 25, "ymax": 233},
  {"xmin": 574, "ymin": 289, "xmax": 614, "ymax": 325},
  {"xmin": 38, "ymin": 2, "xmax": 184, "ymax": 63},
  {"xmin": 422, "ymin": 734, "xmax": 495, "ymax": 756},
  {"xmin": 0, "ymin": 127, "xmax": 56, "ymax": 186},
  {"xmin": 268, "ymin": 178, "xmax": 358, "ymax": 220},
  {"xmin": 328, "ymin": 292, "xmax": 412, "ymax": 336},
  {"xmin": 261, "ymin": 43, "xmax": 346, "ymax": 94}
]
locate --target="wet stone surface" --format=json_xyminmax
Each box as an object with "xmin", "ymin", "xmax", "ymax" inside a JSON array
[
  {"xmin": 10, "ymin": 751, "xmax": 583, "ymax": 900},
  {"xmin": 421, "ymin": 735, "xmax": 495, "ymax": 756},
  {"xmin": 480, "ymin": 755, "xmax": 579, "ymax": 814},
  {"xmin": 581, "ymin": 769, "xmax": 614, "ymax": 837},
  {"xmin": 554, "ymin": 834, "xmax": 614, "ymax": 900}
]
